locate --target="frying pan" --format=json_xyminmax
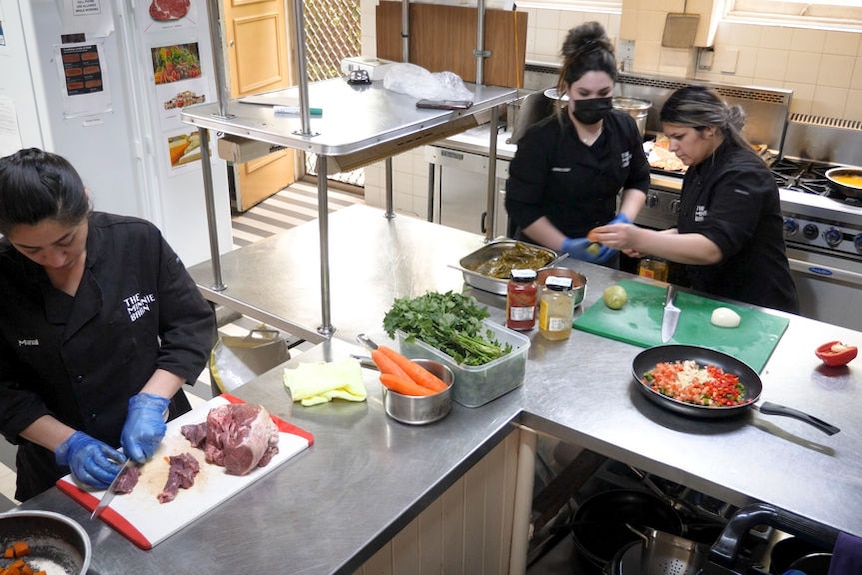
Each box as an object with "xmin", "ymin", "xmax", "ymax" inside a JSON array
[
  {"xmin": 825, "ymin": 166, "xmax": 862, "ymax": 199},
  {"xmin": 631, "ymin": 345, "xmax": 840, "ymax": 435}
]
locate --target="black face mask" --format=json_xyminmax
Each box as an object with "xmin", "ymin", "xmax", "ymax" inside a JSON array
[{"xmin": 572, "ymin": 96, "xmax": 613, "ymax": 125}]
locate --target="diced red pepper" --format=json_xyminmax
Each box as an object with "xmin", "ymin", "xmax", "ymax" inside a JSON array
[{"xmin": 815, "ymin": 340, "xmax": 858, "ymax": 367}]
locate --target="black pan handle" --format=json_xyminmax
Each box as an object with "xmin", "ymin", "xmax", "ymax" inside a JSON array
[
  {"xmin": 756, "ymin": 401, "xmax": 841, "ymax": 436},
  {"xmin": 709, "ymin": 502, "xmax": 838, "ymax": 569}
]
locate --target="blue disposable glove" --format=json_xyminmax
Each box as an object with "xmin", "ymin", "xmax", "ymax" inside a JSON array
[
  {"xmin": 55, "ymin": 431, "xmax": 125, "ymax": 489},
  {"xmin": 121, "ymin": 392, "xmax": 170, "ymax": 463},
  {"xmin": 562, "ymin": 237, "xmax": 614, "ymax": 264},
  {"xmin": 609, "ymin": 213, "xmax": 632, "ymax": 225}
]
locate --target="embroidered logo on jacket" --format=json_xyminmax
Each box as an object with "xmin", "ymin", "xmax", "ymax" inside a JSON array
[
  {"xmin": 18, "ymin": 339, "xmax": 39, "ymax": 347},
  {"xmin": 124, "ymin": 292, "xmax": 156, "ymax": 322},
  {"xmin": 620, "ymin": 151, "xmax": 631, "ymax": 168},
  {"xmin": 695, "ymin": 205, "xmax": 708, "ymax": 222}
]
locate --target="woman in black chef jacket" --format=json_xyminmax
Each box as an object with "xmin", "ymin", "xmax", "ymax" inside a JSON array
[
  {"xmin": 505, "ymin": 21, "xmax": 649, "ymax": 266},
  {"xmin": 589, "ymin": 86, "xmax": 799, "ymax": 313},
  {"xmin": 0, "ymin": 148, "xmax": 216, "ymax": 501}
]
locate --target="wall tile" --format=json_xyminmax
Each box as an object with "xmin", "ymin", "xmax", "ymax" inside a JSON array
[
  {"xmin": 759, "ymin": 26, "xmax": 793, "ymax": 50},
  {"xmin": 784, "ymin": 51, "xmax": 821, "ymax": 85},
  {"xmin": 734, "ymin": 46, "xmax": 759, "ymax": 79},
  {"xmin": 754, "ymin": 48, "xmax": 789, "ymax": 82},
  {"xmin": 641, "ymin": 10, "xmax": 669, "ymax": 43},
  {"xmin": 851, "ymin": 57, "xmax": 862, "ymax": 91},
  {"xmin": 558, "ymin": 10, "xmax": 584, "ymax": 33},
  {"xmin": 845, "ymin": 90, "xmax": 862, "ymax": 121},
  {"xmin": 811, "ymin": 85, "xmax": 848, "ymax": 118},
  {"xmin": 784, "ymin": 82, "xmax": 815, "ymax": 116},
  {"xmin": 728, "ymin": 23, "xmax": 762, "ymax": 48},
  {"xmin": 791, "ymin": 28, "xmax": 826, "ymax": 53},
  {"xmin": 634, "ymin": 40, "xmax": 662, "ymax": 73},
  {"xmin": 817, "ymin": 54, "xmax": 855, "ymax": 89},
  {"xmin": 824, "ymin": 31, "xmax": 859, "ymax": 56},
  {"xmin": 535, "ymin": 8, "xmax": 561, "ymax": 29}
]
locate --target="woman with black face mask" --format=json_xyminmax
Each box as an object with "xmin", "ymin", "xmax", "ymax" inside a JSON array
[{"xmin": 505, "ymin": 22, "xmax": 649, "ymax": 267}]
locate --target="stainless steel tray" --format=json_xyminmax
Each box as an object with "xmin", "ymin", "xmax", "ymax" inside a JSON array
[{"xmin": 454, "ymin": 239, "xmax": 566, "ymax": 295}]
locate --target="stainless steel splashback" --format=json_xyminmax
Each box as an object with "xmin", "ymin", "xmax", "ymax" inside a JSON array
[
  {"xmin": 782, "ymin": 114, "xmax": 862, "ymax": 166},
  {"xmin": 615, "ymin": 72, "xmax": 791, "ymax": 151}
]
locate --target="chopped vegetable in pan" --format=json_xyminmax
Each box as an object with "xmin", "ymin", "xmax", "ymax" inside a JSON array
[
  {"xmin": 470, "ymin": 242, "xmax": 556, "ymax": 279},
  {"xmin": 642, "ymin": 360, "xmax": 746, "ymax": 407}
]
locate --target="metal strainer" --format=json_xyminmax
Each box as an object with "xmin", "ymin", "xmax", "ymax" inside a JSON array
[{"xmin": 627, "ymin": 524, "xmax": 709, "ymax": 575}]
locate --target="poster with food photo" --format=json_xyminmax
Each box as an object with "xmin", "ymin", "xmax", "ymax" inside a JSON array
[
  {"xmin": 151, "ymin": 43, "xmax": 201, "ymax": 85},
  {"xmin": 156, "ymin": 77, "xmax": 207, "ymax": 130},
  {"xmin": 141, "ymin": 0, "xmax": 198, "ymax": 32},
  {"xmin": 166, "ymin": 130, "xmax": 205, "ymax": 170}
]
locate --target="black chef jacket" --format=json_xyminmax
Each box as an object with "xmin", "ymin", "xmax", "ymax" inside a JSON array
[
  {"xmin": 506, "ymin": 109, "xmax": 650, "ymax": 240},
  {"xmin": 0, "ymin": 212, "xmax": 216, "ymax": 500},
  {"xmin": 677, "ymin": 142, "xmax": 799, "ymax": 314}
]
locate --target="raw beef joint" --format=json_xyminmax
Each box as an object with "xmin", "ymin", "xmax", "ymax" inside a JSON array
[
  {"xmin": 149, "ymin": 0, "xmax": 190, "ymax": 21},
  {"xmin": 180, "ymin": 421, "xmax": 208, "ymax": 448},
  {"xmin": 204, "ymin": 403, "xmax": 280, "ymax": 476},
  {"xmin": 158, "ymin": 452, "xmax": 200, "ymax": 503}
]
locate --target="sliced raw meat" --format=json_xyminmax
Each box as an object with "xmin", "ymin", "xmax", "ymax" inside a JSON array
[
  {"xmin": 181, "ymin": 421, "xmax": 208, "ymax": 448},
  {"xmin": 204, "ymin": 403, "xmax": 280, "ymax": 476},
  {"xmin": 157, "ymin": 452, "xmax": 200, "ymax": 503},
  {"xmin": 113, "ymin": 464, "xmax": 142, "ymax": 494},
  {"xmin": 149, "ymin": 0, "xmax": 190, "ymax": 21}
]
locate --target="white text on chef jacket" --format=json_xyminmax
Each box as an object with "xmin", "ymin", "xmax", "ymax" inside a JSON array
[{"xmin": 124, "ymin": 292, "xmax": 156, "ymax": 322}]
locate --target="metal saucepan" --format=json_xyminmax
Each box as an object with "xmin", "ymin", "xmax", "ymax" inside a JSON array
[
  {"xmin": 631, "ymin": 345, "xmax": 840, "ymax": 435},
  {"xmin": 825, "ymin": 166, "xmax": 862, "ymax": 199}
]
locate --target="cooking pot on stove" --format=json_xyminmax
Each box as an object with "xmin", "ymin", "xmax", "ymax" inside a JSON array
[
  {"xmin": 612, "ymin": 97, "xmax": 652, "ymax": 138},
  {"xmin": 825, "ymin": 166, "xmax": 862, "ymax": 199}
]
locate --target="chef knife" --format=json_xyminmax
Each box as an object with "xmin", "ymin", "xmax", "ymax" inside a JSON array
[
  {"xmin": 661, "ymin": 284, "xmax": 681, "ymax": 343},
  {"xmin": 91, "ymin": 458, "xmax": 138, "ymax": 519}
]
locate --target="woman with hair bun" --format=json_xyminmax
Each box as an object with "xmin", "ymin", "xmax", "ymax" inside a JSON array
[
  {"xmin": 505, "ymin": 21, "xmax": 649, "ymax": 266},
  {"xmin": 590, "ymin": 86, "xmax": 799, "ymax": 313}
]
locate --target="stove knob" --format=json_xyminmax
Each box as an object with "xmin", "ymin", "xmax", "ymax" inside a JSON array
[
  {"xmin": 803, "ymin": 223, "xmax": 819, "ymax": 240},
  {"xmin": 783, "ymin": 218, "xmax": 799, "ymax": 236},
  {"xmin": 646, "ymin": 193, "xmax": 659, "ymax": 208},
  {"xmin": 824, "ymin": 227, "xmax": 843, "ymax": 247},
  {"xmin": 669, "ymin": 199, "xmax": 681, "ymax": 214}
]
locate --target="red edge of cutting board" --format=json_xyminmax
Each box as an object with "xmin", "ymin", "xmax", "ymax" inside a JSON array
[
  {"xmin": 55, "ymin": 393, "xmax": 314, "ymax": 550},
  {"xmin": 572, "ymin": 278, "xmax": 790, "ymax": 373}
]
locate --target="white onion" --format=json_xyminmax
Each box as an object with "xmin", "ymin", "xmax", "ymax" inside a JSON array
[{"xmin": 711, "ymin": 307, "xmax": 741, "ymax": 328}]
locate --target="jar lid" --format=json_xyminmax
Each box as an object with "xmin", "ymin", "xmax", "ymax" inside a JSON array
[
  {"xmin": 510, "ymin": 268, "xmax": 537, "ymax": 281},
  {"xmin": 546, "ymin": 276, "xmax": 573, "ymax": 290}
]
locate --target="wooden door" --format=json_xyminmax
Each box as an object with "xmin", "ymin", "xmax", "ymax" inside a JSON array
[{"xmin": 223, "ymin": 0, "xmax": 296, "ymax": 212}]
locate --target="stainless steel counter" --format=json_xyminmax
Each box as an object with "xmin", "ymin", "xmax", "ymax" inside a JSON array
[
  {"xmin": 186, "ymin": 204, "xmax": 487, "ymax": 343},
  {"xmin": 21, "ymin": 206, "xmax": 862, "ymax": 573}
]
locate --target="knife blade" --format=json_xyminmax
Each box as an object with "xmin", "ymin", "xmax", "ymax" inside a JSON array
[
  {"xmin": 661, "ymin": 284, "xmax": 681, "ymax": 343},
  {"xmin": 91, "ymin": 458, "xmax": 138, "ymax": 519}
]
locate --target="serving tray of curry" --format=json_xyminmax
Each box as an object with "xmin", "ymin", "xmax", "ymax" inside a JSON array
[
  {"xmin": 573, "ymin": 279, "xmax": 790, "ymax": 373},
  {"xmin": 57, "ymin": 394, "xmax": 313, "ymax": 550}
]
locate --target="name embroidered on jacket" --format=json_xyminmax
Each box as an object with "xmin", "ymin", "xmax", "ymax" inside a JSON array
[
  {"xmin": 551, "ymin": 167, "xmax": 571, "ymax": 172},
  {"xmin": 124, "ymin": 292, "xmax": 156, "ymax": 322},
  {"xmin": 18, "ymin": 339, "xmax": 39, "ymax": 347},
  {"xmin": 620, "ymin": 151, "xmax": 631, "ymax": 168},
  {"xmin": 695, "ymin": 205, "xmax": 708, "ymax": 222}
]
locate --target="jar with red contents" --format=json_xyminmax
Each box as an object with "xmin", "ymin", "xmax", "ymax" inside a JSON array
[{"xmin": 506, "ymin": 269, "xmax": 538, "ymax": 331}]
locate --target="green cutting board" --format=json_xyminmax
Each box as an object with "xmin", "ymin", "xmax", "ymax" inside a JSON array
[{"xmin": 573, "ymin": 279, "xmax": 789, "ymax": 372}]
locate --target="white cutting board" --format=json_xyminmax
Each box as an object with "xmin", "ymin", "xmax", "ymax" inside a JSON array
[{"xmin": 57, "ymin": 394, "xmax": 313, "ymax": 549}]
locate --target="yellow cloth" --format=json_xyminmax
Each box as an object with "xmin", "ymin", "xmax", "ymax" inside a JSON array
[{"xmin": 282, "ymin": 358, "xmax": 367, "ymax": 406}]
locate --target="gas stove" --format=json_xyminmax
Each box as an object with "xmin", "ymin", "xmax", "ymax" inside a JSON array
[{"xmin": 774, "ymin": 157, "xmax": 862, "ymax": 259}]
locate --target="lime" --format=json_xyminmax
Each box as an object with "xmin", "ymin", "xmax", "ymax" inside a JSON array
[
  {"xmin": 586, "ymin": 242, "xmax": 601, "ymax": 257},
  {"xmin": 603, "ymin": 285, "xmax": 627, "ymax": 309}
]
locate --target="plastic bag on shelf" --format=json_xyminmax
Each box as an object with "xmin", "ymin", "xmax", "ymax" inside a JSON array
[{"xmin": 383, "ymin": 63, "xmax": 474, "ymax": 101}]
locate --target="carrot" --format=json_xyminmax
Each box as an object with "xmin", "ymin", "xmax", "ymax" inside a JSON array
[
  {"xmin": 378, "ymin": 346, "xmax": 449, "ymax": 393},
  {"xmin": 370, "ymin": 349, "xmax": 412, "ymax": 380},
  {"xmin": 587, "ymin": 228, "xmax": 600, "ymax": 243},
  {"xmin": 379, "ymin": 374, "xmax": 436, "ymax": 397},
  {"xmin": 11, "ymin": 542, "xmax": 29, "ymax": 558}
]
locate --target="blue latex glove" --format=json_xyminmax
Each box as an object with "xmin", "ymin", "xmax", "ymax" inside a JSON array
[
  {"xmin": 121, "ymin": 392, "xmax": 170, "ymax": 463},
  {"xmin": 55, "ymin": 431, "xmax": 125, "ymax": 489},
  {"xmin": 562, "ymin": 237, "xmax": 614, "ymax": 264},
  {"xmin": 608, "ymin": 213, "xmax": 632, "ymax": 225}
]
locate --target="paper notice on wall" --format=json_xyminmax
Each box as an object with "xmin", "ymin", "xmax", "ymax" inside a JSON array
[
  {"xmin": 57, "ymin": 0, "xmax": 114, "ymax": 36},
  {"xmin": 54, "ymin": 40, "xmax": 113, "ymax": 118},
  {"xmin": 0, "ymin": 97, "xmax": 23, "ymax": 157}
]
